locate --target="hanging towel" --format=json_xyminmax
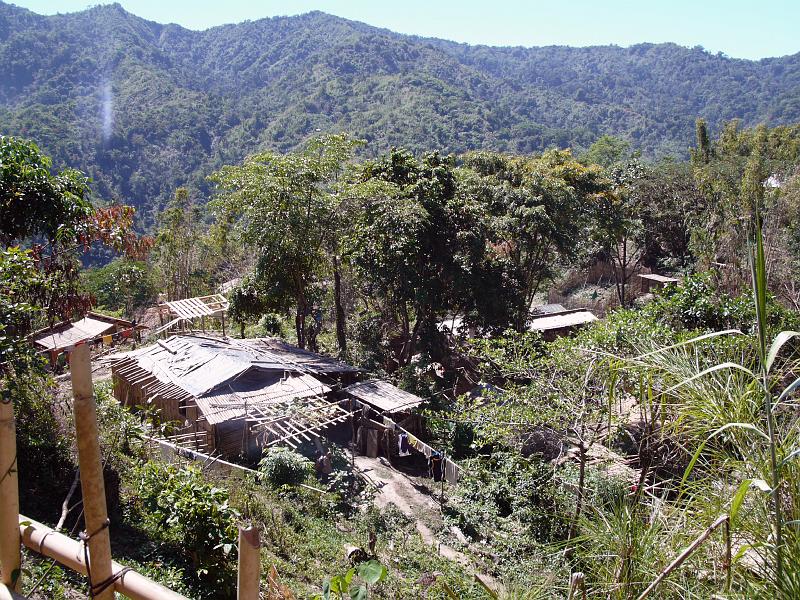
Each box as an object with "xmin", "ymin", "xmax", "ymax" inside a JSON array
[{"xmin": 444, "ymin": 460, "xmax": 459, "ymax": 485}]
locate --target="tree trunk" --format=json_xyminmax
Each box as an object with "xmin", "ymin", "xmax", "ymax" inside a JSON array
[
  {"xmin": 295, "ymin": 306, "xmax": 305, "ymax": 349},
  {"xmin": 333, "ymin": 256, "xmax": 347, "ymax": 356}
]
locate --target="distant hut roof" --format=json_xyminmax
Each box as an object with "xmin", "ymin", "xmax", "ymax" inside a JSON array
[
  {"xmin": 32, "ymin": 312, "xmax": 139, "ymax": 352},
  {"xmin": 531, "ymin": 303, "xmax": 567, "ymax": 315},
  {"xmin": 637, "ymin": 274, "xmax": 680, "ymax": 284},
  {"xmin": 343, "ymin": 380, "xmax": 424, "ymax": 413},
  {"xmin": 528, "ymin": 308, "xmax": 597, "ymax": 332}
]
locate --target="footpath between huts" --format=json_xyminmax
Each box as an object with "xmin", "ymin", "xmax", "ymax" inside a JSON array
[{"xmin": 353, "ymin": 454, "xmax": 504, "ymax": 594}]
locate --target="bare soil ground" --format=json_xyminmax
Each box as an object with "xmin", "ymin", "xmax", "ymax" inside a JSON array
[{"xmin": 353, "ymin": 455, "xmax": 503, "ymax": 592}]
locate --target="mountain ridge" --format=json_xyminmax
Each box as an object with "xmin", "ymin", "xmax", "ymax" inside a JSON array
[{"xmin": 1, "ymin": 1, "xmax": 799, "ymax": 224}]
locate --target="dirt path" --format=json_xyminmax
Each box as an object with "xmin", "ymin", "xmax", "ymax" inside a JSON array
[{"xmin": 353, "ymin": 455, "xmax": 503, "ymax": 593}]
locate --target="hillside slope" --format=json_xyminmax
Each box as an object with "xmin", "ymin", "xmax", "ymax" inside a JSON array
[{"xmin": 1, "ymin": 2, "xmax": 799, "ymax": 223}]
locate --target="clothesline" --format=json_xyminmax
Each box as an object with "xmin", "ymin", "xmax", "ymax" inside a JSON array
[{"xmin": 378, "ymin": 412, "xmax": 461, "ymax": 485}]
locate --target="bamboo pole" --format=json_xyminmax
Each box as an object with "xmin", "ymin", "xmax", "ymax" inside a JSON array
[
  {"xmin": 237, "ymin": 525, "xmax": 260, "ymax": 600},
  {"xmin": 19, "ymin": 516, "xmax": 189, "ymax": 600},
  {"xmin": 636, "ymin": 515, "xmax": 729, "ymax": 600},
  {"xmin": 0, "ymin": 400, "xmax": 20, "ymax": 591},
  {"xmin": 0, "ymin": 583, "xmax": 25, "ymax": 599},
  {"xmin": 69, "ymin": 343, "xmax": 114, "ymax": 600}
]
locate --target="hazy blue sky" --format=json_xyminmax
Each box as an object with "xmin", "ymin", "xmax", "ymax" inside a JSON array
[{"xmin": 9, "ymin": 0, "xmax": 799, "ymax": 60}]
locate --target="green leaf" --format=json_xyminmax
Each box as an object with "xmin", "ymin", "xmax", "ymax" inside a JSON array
[
  {"xmin": 681, "ymin": 422, "xmax": 770, "ymax": 490},
  {"xmin": 344, "ymin": 567, "xmax": 356, "ymax": 587},
  {"xmin": 357, "ymin": 560, "xmax": 387, "ymax": 585},
  {"xmin": 777, "ymin": 376, "xmax": 800, "ymax": 405},
  {"xmin": 329, "ymin": 575, "xmax": 345, "ymax": 594},
  {"xmin": 781, "ymin": 448, "xmax": 800, "ymax": 467},
  {"xmin": 730, "ymin": 479, "xmax": 752, "ymax": 522},
  {"xmin": 631, "ymin": 329, "xmax": 743, "ymax": 361},
  {"xmin": 349, "ymin": 585, "xmax": 368, "ymax": 600},
  {"xmin": 662, "ymin": 362, "xmax": 756, "ymax": 397},
  {"xmin": 766, "ymin": 331, "xmax": 799, "ymax": 373},
  {"xmin": 322, "ymin": 578, "xmax": 331, "ymax": 600}
]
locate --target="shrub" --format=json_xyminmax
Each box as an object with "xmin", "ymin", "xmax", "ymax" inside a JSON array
[
  {"xmin": 258, "ymin": 447, "xmax": 313, "ymax": 486},
  {"xmin": 133, "ymin": 462, "xmax": 238, "ymax": 596}
]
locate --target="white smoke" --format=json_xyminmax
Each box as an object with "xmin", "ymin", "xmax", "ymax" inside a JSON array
[{"xmin": 101, "ymin": 80, "xmax": 113, "ymax": 142}]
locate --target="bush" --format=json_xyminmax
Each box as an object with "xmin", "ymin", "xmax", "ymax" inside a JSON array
[
  {"xmin": 256, "ymin": 312, "xmax": 286, "ymax": 337},
  {"xmin": 133, "ymin": 462, "xmax": 238, "ymax": 596},
  {"xmin": 258, "ymin": 447, "xmax": 313, "ymax": 486}
]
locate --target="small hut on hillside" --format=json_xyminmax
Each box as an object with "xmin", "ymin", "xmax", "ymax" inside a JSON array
[
  {"xmin": 110, "ymin": 335, "xmax": 359, "ymax": 459},
  {"xmin": 528, "ymin": 308, "xmax": 597, "ymax": 341},
  {"xmin": 32, "ymin": 312, "xmax": 144, "ymax": 367},
  {"xmin": 637, "ymin": 273, "xmax": 680, "ymax": 294}
]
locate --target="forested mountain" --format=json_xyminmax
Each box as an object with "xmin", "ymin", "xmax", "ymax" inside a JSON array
[{"xmin": 2, "ymin": 1, "xmax": 800, "ymax": 224}]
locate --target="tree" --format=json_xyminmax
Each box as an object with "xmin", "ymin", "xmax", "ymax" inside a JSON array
[
  {"xmin": 152, "ymin": 188, "xmax": 208, "ymax": 301},
  {"xmin": 690, "ymin": 120, "xmax": 800, "ymax": 296},
  {"xmin": 582, "ymin": 135, "xmax": 632, "ymax": 168},
  {"xmin": 81, "ymin": 258, "xmax": 158, "ymax": 317},
  {"xmin": 0, "ymin": 136, "xmax": 151, "ymax": 335},
  {"xmin": 210, "ymin": 134, "xmax": 363, "ymax": 351},
  {"xmin": 464, "ymin": 149, "xmax": 613, "ymax": 327},
  {"xmin": 592, "ymin": 159, "xmax": 646, "ymax": 307}
]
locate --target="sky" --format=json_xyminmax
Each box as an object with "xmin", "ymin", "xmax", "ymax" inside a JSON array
[{"xmin": 8, "ymin": 0, "xmax": 800, "ymax": 60}]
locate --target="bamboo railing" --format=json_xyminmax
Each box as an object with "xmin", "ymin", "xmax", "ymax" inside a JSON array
[{"xmin": 0, "ymin": 341, "xmax": 262, "ymax": 599}]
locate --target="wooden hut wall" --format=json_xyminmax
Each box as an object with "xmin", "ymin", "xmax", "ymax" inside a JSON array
[{"xmin": 214, "ymin": 418, "xmax": 248, "ymax": 459}]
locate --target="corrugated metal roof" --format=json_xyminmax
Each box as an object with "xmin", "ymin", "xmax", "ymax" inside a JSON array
[
  {"xmin": 32, "ymin": 316, "xmax": 116, "ymax": 351},
  {"xmin": 195, "ymin": 373, "xmax": 331, "ymax": 425},
  {"xmin": 531, "ymin": 303, "xmax": 567, "ymax": 315},
  {"xmin": 114, "ymin": 334, "xmax": 356, "ymax": 398},
  {"xmin": 528, "ymin": 309, "xmax": 597, "ymax": 332},
  {"xmin": 344, "ymin": 380, "xmax": 424, "ymax": 413},
  {"xmin": 111, "ymin": 334, "xmax": 356, "ymax": 448},
  {"xmin": 637, "ymin": 273, "xmax": 680, "ymax": 283}
]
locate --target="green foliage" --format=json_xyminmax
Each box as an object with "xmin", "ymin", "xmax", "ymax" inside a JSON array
[
  {"xmin": 581, "ymin": 134, "xmax": 632, "ymax": 168},
  {"xmin": 315, "ymin": 560, "xmax": 388, "ymax": 600},
  {"xmin": 0, "ymin": 247, "xmax": 42, "ymax": 365},
  {"xmin": 642, "ymin": 272, "xmax": 800, "ymax": 333},
  {"xmin": 81, "ymin": 257, "xmax": 157, "ymax": 316},
  {"xmin": 132, "ymin": 463, "xmax": 239, "ymax": 594},
  {"xmin": 258, "ymin": 447, "xmax": 314, "ymax": 487},
  {"xmin": 0, "ymin": 135, "xmax": 91, "ymax": 246},
  {"xmin": 445, "ymin": 452, "xmax": 570, "ymax": 548}
]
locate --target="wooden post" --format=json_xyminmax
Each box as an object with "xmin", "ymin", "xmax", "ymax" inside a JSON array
[
  {"xmin": 568, "ymin": 572, "xmax": 585, "ymax": 600},
  {"xmin": 0, "ymin": 400, "xmax": 20, "ymax": 591},
  {"xmin": 237, "ymin": 525, "xmax": 260, "ymax": 600},
  {"xmin": 70, "ymin": 343, "xmax": 114, "ymax": 600}
]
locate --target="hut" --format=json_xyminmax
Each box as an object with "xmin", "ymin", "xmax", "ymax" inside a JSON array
[
  {"xmin": 528, "ymin": 308, "xmax": 598, "ymax": 341},
  {"xmin": 110, "ymin": 335, "xmax": 360, "ymax": 459},
  {"xmin": 32, "ymin": 312, "xmax": 144, "ymax": 367},
  {"xmin": 342, "ymin": 380, "xmax": 425, "ymax": 458},
  {"xmin": 638, "ymin": 273, "xmax": 680, "ymax": 294}
]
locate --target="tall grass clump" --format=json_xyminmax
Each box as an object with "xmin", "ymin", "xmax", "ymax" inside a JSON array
[{"xmin": 610, "ymin": 212, "xmax": 800, "ymax": 598}]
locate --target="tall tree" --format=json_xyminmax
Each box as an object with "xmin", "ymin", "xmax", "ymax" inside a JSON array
[
  {"xmin": 464, "ymin": 149, "xmax": 613, "ymax": 327},
  {"xmin": 210, "ymin": 134, "xmax": 362, "ymax": 351},
  {"xmin": 152, "ymin": 187, "xmax": 208, "ymax": 301}
]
